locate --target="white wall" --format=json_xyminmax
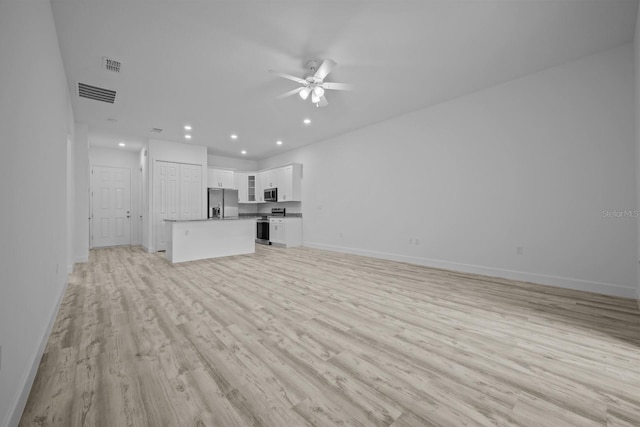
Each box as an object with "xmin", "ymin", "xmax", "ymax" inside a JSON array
[
  {"xmin": 66, "ymin": 137, "xmax": 75, "ymax": 273},
  {"xmin": 89, "ymin": 146, "xmax": 143, "ymax": 245},
  {"xmin": 208, "ymin": 154, "xmax": 258, "ymax": 171},
  {"xmin": 0, "ymin": 2, "xmax": 75, "ymax": 426},
  {"xmin": 74, "ymin": 123, "xmax": 90, "ymax": 263},
  {"xmin": 143, "ymin": 139, "xmax": 208, "ymax": 251},
  {"xmin": 260, "ymin": 44, "xmax": 637, "ymax": 298}
]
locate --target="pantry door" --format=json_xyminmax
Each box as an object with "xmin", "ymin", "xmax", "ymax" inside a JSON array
[{"xmin": 92, "ymin": 166, "xmax": 131, "ymax": 247}]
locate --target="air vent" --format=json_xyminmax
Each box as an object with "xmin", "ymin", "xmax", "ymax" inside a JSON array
[
  {"xmin": 78, "ymin": 83, "xmax": 116, "ymax": 103},
  {"xmin": 150, "ymin": 128, "xmax": 163, "ymax": 134},
  {"xmin": 103, "ymin": 56, "xmax": 121, "ymax": 73}
]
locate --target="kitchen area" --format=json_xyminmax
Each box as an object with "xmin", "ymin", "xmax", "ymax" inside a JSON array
[{"xmin": 164, "ymin": 162, "xmax": 303, "ymax": 263}]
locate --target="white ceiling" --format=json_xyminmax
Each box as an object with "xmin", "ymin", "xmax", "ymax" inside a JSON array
[{"xmin": 52, "ymin": 0, "xmax": 638, "ymax": 159}]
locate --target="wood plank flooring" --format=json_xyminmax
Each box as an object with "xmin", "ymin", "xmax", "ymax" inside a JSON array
[{"xmin": 19, "ymin": 245, "xmax": 640, "ymax": 426}]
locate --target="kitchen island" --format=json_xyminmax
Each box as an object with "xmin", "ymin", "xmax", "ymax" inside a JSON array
[{"xmin": 165, "ymin": 218, "xmax": 256, "ymax": 263}]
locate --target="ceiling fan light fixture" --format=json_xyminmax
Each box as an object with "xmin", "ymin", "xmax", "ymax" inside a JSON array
[
  {"xmin": 313, "ymin": 86, "xmax": 325, "ymax": 97},
  {"xmin": 299, "ymin": 87, "xmax": 311, "ymax": 100},
  {"xmin": 311, "ymin": 92, "xmax": 320, "ymax": 104}
]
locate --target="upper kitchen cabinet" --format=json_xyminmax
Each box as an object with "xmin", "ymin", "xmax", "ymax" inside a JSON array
[
  {"xmin": 276, "ymin": 164, "xmax": 302, "ymax": 202},
  {"xmin": 256, "ymin": 171, "xmax": 264, "ymax": 202},
  {"xmin": 240, "ymin": 163, "xmax": 302, "ymax": 203},
  {"xmin": 207, "ymin": 168, "xmax": 235, "ymax": 189},
  {"xmin": 261, "ymin": 169, "xmax": 277, "ymax": 190},
  {"xmin": 236, "ymin": 172, "xmax": 257, "ymax": 203}
]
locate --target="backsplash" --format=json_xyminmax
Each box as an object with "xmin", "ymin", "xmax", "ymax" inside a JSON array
[
  {"xmin": 238, "ymin": 201, "xmax": 302, "ymax": 217},
  {"xmin": 258, "ymin": 202, "xmax": 302, "ymax": 214}
]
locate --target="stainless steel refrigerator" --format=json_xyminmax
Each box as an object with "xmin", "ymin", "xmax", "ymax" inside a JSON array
[{"xmin": 208, "ymin": 188, "xmax": 239, "ymax": 219}]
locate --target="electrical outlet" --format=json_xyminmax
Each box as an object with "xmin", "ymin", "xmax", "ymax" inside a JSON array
[
  {"xmin": 415, "ymin": 238, "xmax": 420, "ymax": 245},
  {"xmin": 516, "ymin": 246, "xmax": 523, "ymax": 255},
  {"xmin": 339, "ymin": 232, "xmax": 343, "ymax": 238}
]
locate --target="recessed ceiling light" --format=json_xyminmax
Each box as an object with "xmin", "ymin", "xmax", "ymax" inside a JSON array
[
  {"xmin": 184, "ymin": 125, "xmax": 192, "ymax": 131},
  {"xmin": 185, "ymin": 134, "xmax": 192, "ymax": 140},
  {"xmin": 231, "ymin": 134, "xmax": 238, "ymax": 140},
  {"xmin": 241, "ymin": 150, "xmax": 247, "ymax": 155},
  {"xmin": 118, "ymin": 142, "xmax": 125, "ymax": 147},
  {"xmin": 303, "ymin": 118, "xmax": 311, "ymax": 125},
  {"xmin": 276, "ymin": 140, "xmax": 283, "ymax": 145}
]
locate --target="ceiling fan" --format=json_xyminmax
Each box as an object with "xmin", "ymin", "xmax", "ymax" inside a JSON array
[{"xmin": 272, "ymin": 59, "xmax": 352, "ymax": 107}]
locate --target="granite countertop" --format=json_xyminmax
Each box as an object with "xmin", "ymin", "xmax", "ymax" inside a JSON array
[
  {"xmin": 164, "ymin": 217, "xmax": 258, "ymax": 222},
  {"xmin": 240, "ymin": 213, "xmax": 303, "ymax": 219},
  {"xmin": 165, "ymin": 214, "xmax": 302, "ymax": 222}
]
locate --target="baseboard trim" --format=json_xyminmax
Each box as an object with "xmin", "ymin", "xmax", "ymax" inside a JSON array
[
  {"xmin": 636, "ymin": 287, "xmax": 640, "ymax": 310},
  {"xmin": 5, "ymin": 279, "xmax": 69, "ymax": 427},
  {"xmin": 304, "ymin": 242, "xmax": 636, "ymax": 299},
  {"xmin": 74, "ymin": 255, "xmax": 88, "ymax": 263}
]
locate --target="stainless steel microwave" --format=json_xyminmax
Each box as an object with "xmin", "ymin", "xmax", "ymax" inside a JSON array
[{"xmin": 264, "ymin": 188, "xmax": 277, "ymax": 202}]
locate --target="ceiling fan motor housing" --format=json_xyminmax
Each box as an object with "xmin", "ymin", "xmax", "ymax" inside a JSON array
[{"xmin": 303, "ymin": 60, "xmax": 321, "ymax": 81}]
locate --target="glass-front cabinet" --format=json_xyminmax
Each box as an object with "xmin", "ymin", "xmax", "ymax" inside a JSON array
[
  {"xmin": 247, "ymin": 175, "xmax": 256, "ymax": 202},
  {"xmin": 230, "ymin": 164, "xmax": 302, "ymax": 203},
  {"xmin": 237, "ymin": 172, "xmax": 258, "ymax": 203}
]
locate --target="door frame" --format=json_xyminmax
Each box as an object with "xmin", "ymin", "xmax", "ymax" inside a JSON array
[{"xmin": 90, "ymin": 164, "xmax": 133, "ymax": 248}]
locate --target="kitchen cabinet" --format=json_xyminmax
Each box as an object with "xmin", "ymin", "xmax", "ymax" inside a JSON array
[
  {"xmin": 275, "ymin": 164, "xmax": 302, "ymax": 202},
  {"xmin": 207, "ymin": 168, "xmax": 235, "ymax": 189},
  {"xmin": 236, "ymin": 172, "xmax": 257, "ymax": 203},
  {"xmin": 235, "ymin": 163, "xmax": 302, "ymax": 203},
  {"xmin": 269, "ymin": 217, "xmax": 302, "ymax": 247},
  {"xmin": 262, "ymin": 169, "xmax": 277, "ymax": 190},
  {"xmin": 256, "ymin": 171, "xmax": 264, "ymax": 202}
]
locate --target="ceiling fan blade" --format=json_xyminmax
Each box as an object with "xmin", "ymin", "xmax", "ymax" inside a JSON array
[
  {"xmin": 314, "ymin": 59, "xmax": 336, "ymax": 81},
  {"xmin": 317, "ymin": 95, "xmax": 329, "ymax": 107},
  {"xmin": 321, "ymin": 82, "xmax": 353, "ymax": 91},
  {"xmin": 276, "ymin": 87, "xmax": 303, "ymax": 99},
  {"xmin": 269, "ymin": 70, "xmax": 307, "ymax": 85}
]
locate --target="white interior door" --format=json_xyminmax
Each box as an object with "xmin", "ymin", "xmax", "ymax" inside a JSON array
[
  {"xmin": 92, "ymin": 166, "xmax": 131, "ymax": 248},
  {"xmin": 180, "ymin": 164, "xmax": 202, "ymax": 220},
  {"xmin": 154, "ymin": 161, "xmax": 179, "ymax": 251}
]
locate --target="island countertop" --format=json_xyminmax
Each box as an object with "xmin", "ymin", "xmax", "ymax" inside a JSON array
[{"xmin": 164, "ymin": 217, "xmax": 257, "ymax": 222}]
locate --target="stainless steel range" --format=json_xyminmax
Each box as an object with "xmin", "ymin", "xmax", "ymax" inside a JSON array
[{"xmin": 255, "ymin": 208, "xmax": 285, "ymax": 245}]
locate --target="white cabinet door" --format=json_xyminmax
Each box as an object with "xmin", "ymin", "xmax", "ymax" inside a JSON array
[
  {"xmin": 92, "ymin": 166, "xmax": 131, "ymax": 248},
  {"xmin": 236, "ymin": 173, "xmax": 257, "ymax": 203},
  {"xmin": 256, "ymin": 171, "xmax": 265, "ymax": 202},
  {"xmin": 269, "ymin": 218, "xmax": 285, "ymax": 244},
  {"xmin": 236, "ymin": 172, "xmax": 248, "ymax": 203},
  {"xmin": 208, "ymin": 168, "xmax": 235, "ymax": 188},
  {"xmin": 276, "ymin": 166, "xmax": 293, "ymax": 202},
  {"xmin": 262, "ymin": 169, "xmax": 276, "ymax": 190},
  {"xmin": 207, "ymin": 168, "xmax": 215, "ymax": 188},
  {"xmin": 247, "ymin": 174, "xmax": 256, "ymax": 202},
  {"xmin": 269, "ymin": 218, "xmax": 302, "ymax": 247},
  {"xmin": 154, "ymin": 161, "xmax": 180, "ymax": 251},
  {"xmin": 220, "ymin": 170, "xmax": 235, "ymax": 188}
]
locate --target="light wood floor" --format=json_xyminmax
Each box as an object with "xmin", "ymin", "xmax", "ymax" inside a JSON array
[{"xmin": 20, "ymin": 245, "xmax": 640, "ymax": 426}]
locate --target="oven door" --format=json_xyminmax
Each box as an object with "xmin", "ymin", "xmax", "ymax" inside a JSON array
[{"xmin": 256, "ymin": 220, "xmax": 270, "ymax": 244}]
